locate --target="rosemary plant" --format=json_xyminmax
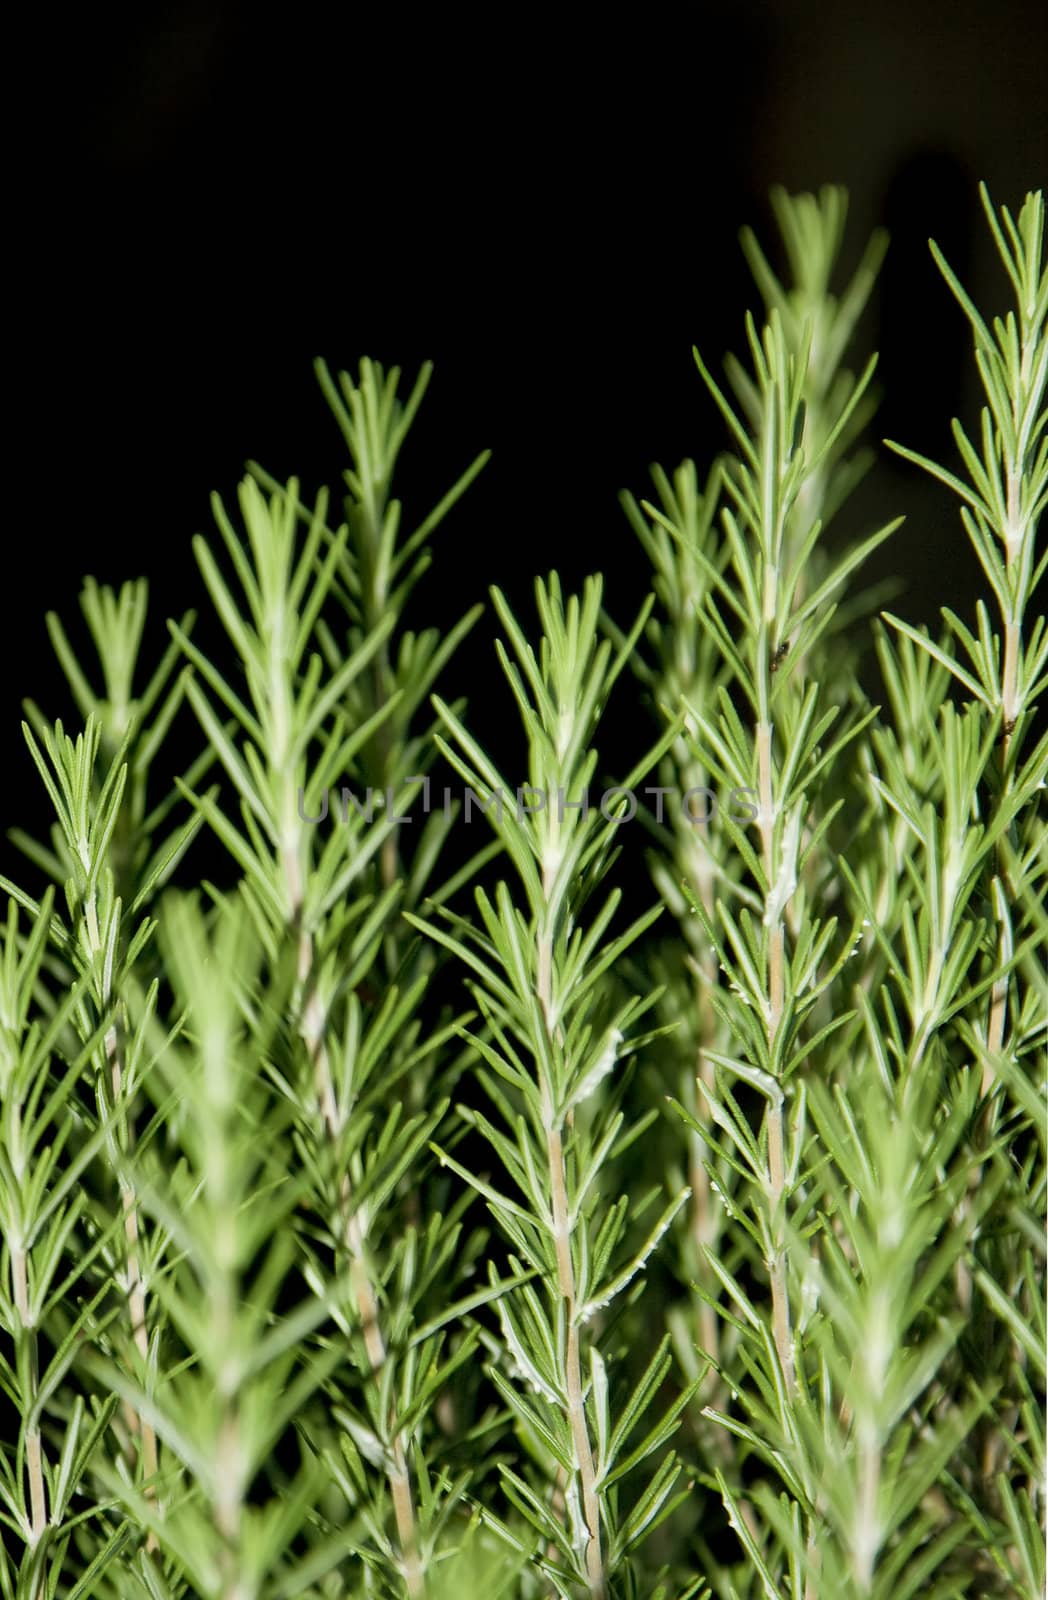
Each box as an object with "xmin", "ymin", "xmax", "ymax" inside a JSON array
[
  {"xmin": 0, "ymin": 185, "xmax": 1043, "ymax": 1600},
  {"xmin": 407, "ymin": 574, "xmax": 698, "ymax": 1597}
]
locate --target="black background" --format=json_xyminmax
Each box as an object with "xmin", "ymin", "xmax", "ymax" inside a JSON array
[{"xmin": 7, "ymin": 0, "xmax": 1047, "ymax": 845}]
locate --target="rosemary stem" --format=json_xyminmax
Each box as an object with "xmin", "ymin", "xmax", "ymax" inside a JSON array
[
  {"xmin": 985, "ymin": 464, "xmax": 1023, "ymax": 1089},
  {"xmin": 83, "ymin": 895, "xmax": 159, "ymax": 1514},
  {"xmin": 283, "ymin": 812, "xmax": 423, "ymax": 1596},
  {"xmin": 547, "ymin": 1123, "xmax": 605, "ymax": 1599},
  {"xmin": 12, "ymin": 1245, "xmax": 47, "ymax": 1555},
  {"xmin": 539, "ymin": 910, "xmax": 604, "ymax": 1597},
  {"xmin": 757, "ymin": 713, "xmax": 795, "ymax": 1395}
]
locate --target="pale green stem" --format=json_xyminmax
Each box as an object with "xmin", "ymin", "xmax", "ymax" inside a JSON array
[
  {"xmin": 12, "ymin": 1243, "xmax": 47, "ymax": 1593},
  {"xmin": 984, "ymin": 464, "xmax": 1023, "ymax": 1092},
  {"xmin": 278, "ymin": 729, "xmax": 423, "ymax": 1596},
  {"xmin": 757, "ymin": 715, "xmax": 794, "ymax": 1397},
  {"xmin": 677, "ymin": 746, "xmax": 722, "ymax": 1371},
  {"xmin": 82, "ymin": 895, "xmax": 160, "ymax": 1517},
  {"xmin": 538, "ymin": 903, "xmax": 605, "ymax": 1599},
  {"xmin": 853, "ymin": 1420, "xmax": 881, "ymax": 1593}
]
